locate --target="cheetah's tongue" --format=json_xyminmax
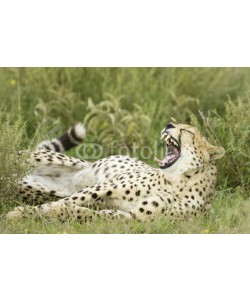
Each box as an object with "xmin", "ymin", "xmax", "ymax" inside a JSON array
[
  {"xmin": 154, "ymin": 155, "xmax": 176, "ymax": 166},
  {"xmin": 154, "ymin": 145, "xmax": 180, "ymax": 167}
]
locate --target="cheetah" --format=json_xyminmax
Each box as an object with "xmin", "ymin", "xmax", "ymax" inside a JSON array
[{"xmin": 6, "ymin": 122, "xmax": 225, "ymax": 222}]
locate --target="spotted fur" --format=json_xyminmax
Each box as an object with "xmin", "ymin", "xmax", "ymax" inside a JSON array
[{"xmin": 6, "ymin": 123, "xmax": 225, "ymax": 222}]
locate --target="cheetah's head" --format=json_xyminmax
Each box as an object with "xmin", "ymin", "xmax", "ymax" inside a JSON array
[{"xmin": 155, "ymin": 123, "xmax": 225, "ymax": 175}]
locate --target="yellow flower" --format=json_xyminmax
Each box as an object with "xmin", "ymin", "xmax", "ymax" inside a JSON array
[
  {"xmin": 11, "ymin": 79, "xmax": 16, "ymax": 86},
  {"xmin": 203, "ymin": 229, "xmax": 210, "ymax": 234}
]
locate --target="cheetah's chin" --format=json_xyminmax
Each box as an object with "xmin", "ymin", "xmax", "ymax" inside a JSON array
[{"xmin": 155, "ymin": 134, "xmax": 180, "ymax": 169}]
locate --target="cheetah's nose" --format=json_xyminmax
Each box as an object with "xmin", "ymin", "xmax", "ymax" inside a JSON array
[{"xmin": 166, "ymin": 123, "xmax": 175, "ymax": 129}]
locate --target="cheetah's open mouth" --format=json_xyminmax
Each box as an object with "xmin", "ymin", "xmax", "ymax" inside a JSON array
[{"xmin": 154, "ymin": 133, "xmax": 181, "ymax": 169}]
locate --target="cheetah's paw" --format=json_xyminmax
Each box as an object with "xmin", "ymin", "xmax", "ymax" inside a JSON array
[{"xmin": 6, "ymin": 206, "xmax": 25, "ymax": 220}]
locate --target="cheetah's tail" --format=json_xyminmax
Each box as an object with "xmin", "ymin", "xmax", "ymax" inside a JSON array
[{"xmin": 37, "ymin": 123, "xmax": 86, "ymax": 152}]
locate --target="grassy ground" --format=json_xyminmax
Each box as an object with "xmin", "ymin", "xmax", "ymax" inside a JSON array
[{"xmin": 0, "ymin": 67, "xmax": 249, "ymax": 234}]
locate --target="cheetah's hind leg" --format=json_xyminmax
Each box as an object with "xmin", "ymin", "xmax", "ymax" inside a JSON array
[{"xmin": 21, "ymin": 149, "xmax": 91, "ymax": 202}]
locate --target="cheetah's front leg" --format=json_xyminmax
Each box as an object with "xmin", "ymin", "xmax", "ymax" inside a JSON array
[
  {"xmin": 6, "ymin": 199, "xmax": 132, "ymax": 222},
  {"xmin": 6, "ymin": 181, "xmax": 132, "ymax": 222}
]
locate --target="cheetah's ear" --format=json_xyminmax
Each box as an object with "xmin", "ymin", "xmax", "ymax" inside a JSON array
[{"xmin": 208, "ymin": 145, "xmax": 225, "ymax": 160}]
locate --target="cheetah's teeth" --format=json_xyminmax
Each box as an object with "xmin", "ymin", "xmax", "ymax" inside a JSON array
[
  {"xmin": 162, "ymin": 134, "xmax": 179, "ymax": 149},
  {"xmin": 161, "ymin": 134, "xmax": 169, "ymax": 141},
  {"xmin": 163, "ymin": 135, "xmax": 171, "ymax": 143}
]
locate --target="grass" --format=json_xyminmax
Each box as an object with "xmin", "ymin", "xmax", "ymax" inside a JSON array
[
  {"xmin": 0, "ymin": 117, "xmax": 32, "ymax": 206},
  {"xmin": 0, "ymin": 67, "xmax": 249, "ymax": 234}
]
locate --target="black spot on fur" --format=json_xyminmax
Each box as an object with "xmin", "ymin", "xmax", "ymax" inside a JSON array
[{"xmin": 92, "ymin": 193, "xmax": 98, "ymax": 199}]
